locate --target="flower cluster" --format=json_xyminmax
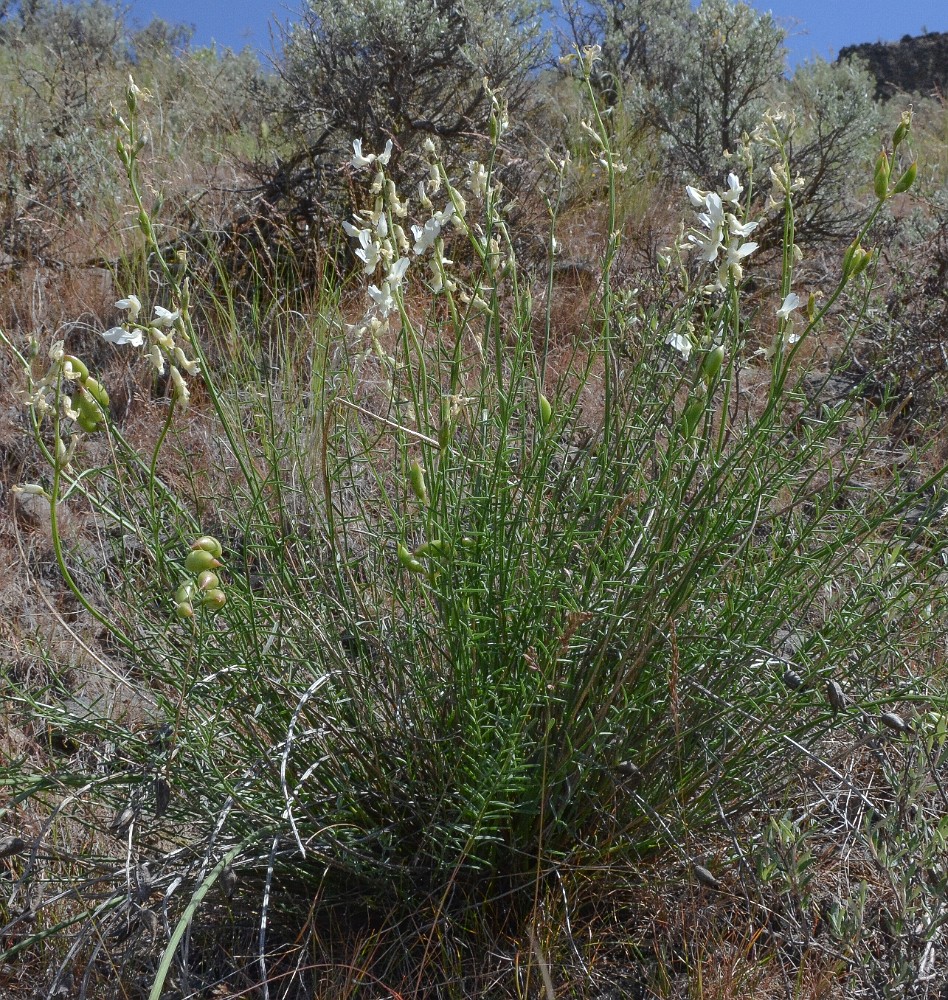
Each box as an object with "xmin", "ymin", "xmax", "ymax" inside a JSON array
[
  {"xmin": 684, "ymin": 173, "xmax": 759, "ymax": 291},
  {"xmin": 104, "ymin": 293, "xmax": 200, "ymax": 409},
  {"xmin": 15, "ymin": 341, "xmax": 113, "ymax": 471}
]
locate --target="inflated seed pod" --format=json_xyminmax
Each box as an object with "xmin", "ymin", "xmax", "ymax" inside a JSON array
[
  {"xmin": 191, "ymin": 535, "xmax": 223, "ymax": 559},
  {"xmin": 184, "ymin": 549, "xmax": 220, "ymax": 573},
  {"xmin": 200, "ymin": 588, "xmax": 227, "ymax": 612},
  {"xmin": 196, "ymin": 570, "xmax": 220, "ymax": 591}
]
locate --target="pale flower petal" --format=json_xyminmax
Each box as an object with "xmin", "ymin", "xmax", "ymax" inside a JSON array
[
  {"xmin": 350, "ymin": 138, "xmax": 375, "ymax": 169},
  {"xmin": 115, "ymin": 294, "xmax": 142, "ymax": 321},
  {"xmin": 152, "ymin": 306, "xmax": 180, "ymax": 327},
  {"xmin": 102, "ymin": 326, "xmax": 144, "ymax": 347},
  {"xmin": 777, "ymin": 292, "xmax": 803, "ymax": 320},
  {"xmin": 665, "ymin": 332, "xmax": 693, "ymax": 361},
  {"xmin": 376, "ymin": 139, "xmax": 394, "ymax": 166}
]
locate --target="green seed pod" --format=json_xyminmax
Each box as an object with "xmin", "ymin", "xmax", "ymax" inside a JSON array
[
  {"xmin": 200, "ymin": 589, "xmax": 227, "ymax": 612},
  {"xmin": 84, "ymin": 377, "xmax": 110, "ymax": 409},
  {"xmin": 873, "ymin": 149, "xmax": 890, "ymax": 201},
  {"xmin": 682, "ymin": 396, "xmax": 705, "ymax": 436},
  {"xmin": 408, "ymin": 460, "xmax": 428, "ymax": 504},
  {"xmin": 191, "ymin": 535, "xmax": 223, "ymax": 559},
  {"xmin": 891, "ymin": 161, "xmax": 917, "ymax": 195},
  {"xmin": 63, "ymin": 355, "xmax": 89, "ymax": 380},
  {"xmin": 538, "ymin": 394, "xmax": 553, "ymax": 427},
  {"xmin": 185, "ymin": 549, "xmax": 221, "ymax": 574},
  {"xmin": 197, "ymin": 570, "xmax": 220, "ymax": 591},
  {"xmin": 700, "ymin": 346, "xmax": 725, "ymax": 383},
  {"xmin": 397, "ymin": 543, "xmax": 425, "ymax": 573},
  {"xmin": 77, "ymin": 395, "xmax": 104, "ymax": 432},
  {"xmin": 175, "ymin": 582, "xmax": 195, "ymax": 604},
  {"xmin": 174, "ymin": 601, "xmax": 194, "ymax": 620}
]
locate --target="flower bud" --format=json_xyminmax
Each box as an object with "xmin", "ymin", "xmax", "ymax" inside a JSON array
[
  {"xmin": 873, "ymin": 149, "xmax": 890, "ymax": 201},
  {"xmin": 891, "ymin": 162, "xmax": 917, "ymax": 195},
  {"xmin": 185, "ymin": 549, "xmax": 221, "ymax": 573},
  {"xmin": 849, "ymin": 247, "xmax": 872, "ymax": 278},
  {"xmin": 682, "ymin": 396, "xmax": 705, "ymax": 437},
  {"xmin": 538, "ymin": 394, "xmax": 553, "ymax": 427},
  {"xmin": 893, "ymin": 111, "xmax": 912, "ymax": 150},
  {"xmin": 408, "ymin": 460, "xmax": 428, "ymax": 504},
  {"xmin": 700, "ymin": 346, "xmax": 725, "ymax": 383},
  {"xmin": 192, "ymin": 535, "xmax": 223, "ymax": 559}
]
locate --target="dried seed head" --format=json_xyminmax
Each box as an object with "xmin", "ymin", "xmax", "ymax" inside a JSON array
[
  {"xmin": 108, "ymin": 805, "xmax": 136, "ymax": 835},
  {"xmin": 154, "ymin": 777, "xmax": 171, "ymax": 818},
  {"xmin": 880, "ymin": 712, "xmax": 909, "ymax": 734},
  {"xmin": 826, "ymin": 680, "xmax": 847, "ymax": 715},
  {"xmin": 782, "ymin": 669, "xmax": 803, "ymax": 690},
  {"xmin": 693, "ymin": 864, "xmax": 721, "ymax": 890},
  {"xmin": 221, "ymin": 866, "xmax": 237, "ymax": 898},
  {"xmin": 139, "ymin": 907, "xmax": 159, "ymax": 944},
  {"xmin": 0, "ymin": 836, "xmax": 26, "ymax": 859}
]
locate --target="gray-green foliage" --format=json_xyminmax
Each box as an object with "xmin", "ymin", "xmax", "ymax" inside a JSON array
[
  {"xmin": 279, "ymin": 0, "xmax": 549, "ymax": 171},
  {"xmin": 0, "ymin": 0, "xmax": 269, "ymax": 262},
  {"xmin": 635, "ymin": 0, "xmax": 785, "ymax": 183},
  {"xmin": 778, "ymin": 57, "xmax": 882, "ymax": 241},
  {"xmin": 563, "ymin": 0, "xmax": 882, "ymax": 244}
]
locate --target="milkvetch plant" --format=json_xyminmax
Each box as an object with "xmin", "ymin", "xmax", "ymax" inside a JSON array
[{"xmin": 2, "ymin": 60, "xmax": 947, "ymax": 1000}]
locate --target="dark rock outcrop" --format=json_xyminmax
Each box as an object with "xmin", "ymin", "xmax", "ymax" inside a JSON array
[{"xmin": 838, "ymin": 31, "xmax": 948, "ymax": 100}]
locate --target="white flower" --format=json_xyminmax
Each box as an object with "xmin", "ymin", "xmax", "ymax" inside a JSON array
[
  {"xmin": 467, "ymin": 161, "xmax": 488, "ymax": 200},
  {"xmin": 777, "ymin": 291, "xmax": 803, "ymax": 321},
  {"xmin": 388, "ymin": 257, "xmax": 409, "ymax": 288},
  {"xmin": 13, "ymin": 483, "xmax": 49, "ymax": 497},
  {"xmin": 350, "ymin": 139, "xmax": 374, "ymax": 169},
  {"xmin": 686, "ymin": 185, "xmax": 709, "ymax": 208},
  {"xmin": 727, "ymin": 214, "xmax": 758, "ymax": 238},
  {"xmin": 115, "ymin": 294, "xmax": 142, "ymax": 322},
  {"xmin": 148, "ymin": 344, "xmax": 165, "ymax": 374},
  {"xmin": 169, "ymin": 366, "xmax": 190, "ymax": 409},
  {"xmin": 411, "ymin": 203, "xmax": 454, "ymax": 256},
  {"xmin": 152, "ymin": 306, "xmax": 180, "ymax": 327},
  {"xmin": 354, "ymin": 231, "xmax": 382, "ymax": 275},
  {"xmin": 343, "ymin": 220, "xmax": 369, "ymax": 240},
  {"xmin": 717, "ymin": 241, "xmax": 758, "ymax": 286},
  {"xmin": 102, "ymin": 326, "xmax": 144, "ymax": 347},
  {"xmin": 377, "ymin": 139, "xmax": 394, "ymax": 166},
  {"xmin": 367, "ymin": 282, "xmax": 397, "ymax": 316},
  {"xmin": 722, "ymin": 173, "xmax": 744, "ymax": 204},
  {"xmin": 665, "ymin": 331, "xmax": 693, "ymax": 361}
]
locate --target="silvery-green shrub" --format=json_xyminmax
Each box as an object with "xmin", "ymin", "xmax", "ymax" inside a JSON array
[{"xmin": 278, "ymin": 0, "xmax": 549, "ymax": 176}]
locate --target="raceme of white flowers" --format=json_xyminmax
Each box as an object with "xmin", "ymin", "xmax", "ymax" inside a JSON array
[{"xmin": 684, "ymin": 173, "xmax": 759, "ymax": 292}]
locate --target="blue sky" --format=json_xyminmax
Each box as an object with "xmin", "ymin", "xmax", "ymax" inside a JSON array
[{"xmin": 124, "ymin": 0, "xmax": 947, "ymax": 68}]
